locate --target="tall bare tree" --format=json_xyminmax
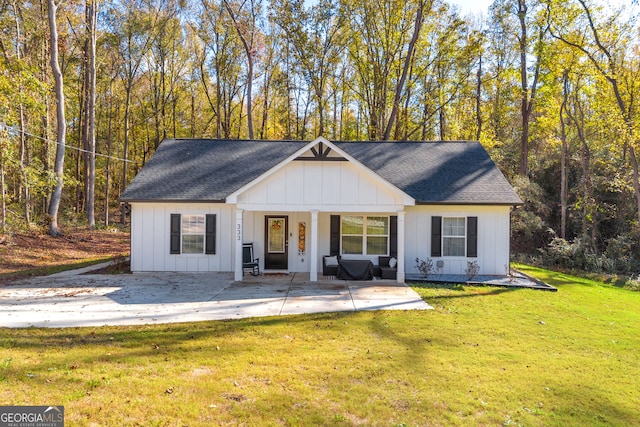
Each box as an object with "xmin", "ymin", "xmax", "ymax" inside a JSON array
[
  {"xmin": 383, "ymin": 0, "xmax": 426, "ymax": 140},
  {"xmin": 516, "ymin": 0, "xmax": 546, "ymax": 176},
  {"xmin": 0, "ymin": 125, "xmax": 7, "ymax": 233},
  {"xmin": 223, "ymin": 0, "xmax": 261, "ymax": 139},
  {"xmin": 11, "ymin": 0, "xmax": 31, "ymax": 223},
  {"xmin": 83, "ymin": 0, "xmax": 97, "ymax": 227},
  {"xmin": 559, "ymin": 70, "xmax": 569, "ymax": 239},
  {"xmin": 47, "ymin": 0, "xmax": 66, "ymax": 236}
]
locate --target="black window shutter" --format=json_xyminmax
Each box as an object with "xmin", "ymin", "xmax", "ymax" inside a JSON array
[
  {"xmin": 170, "ymin": 214, "xmax": 181, "ymax": 254},
  {"xmin": 467, "ymin": 216, "xmax": 478, "ymax": 258},
  {"xmin": 330, "ymin": 215, "xmax": 340, "ymax": 256},
  {"xmin": 205, "ymin": 214, "xmax": 216, "ymax": 254},
  {"xmin": 389, "ymin": 216, "xmax": 398, "ymax": 257},
  {"xmin": 431, "ymin": 216, "xmax": 442, "ymax": 257}
]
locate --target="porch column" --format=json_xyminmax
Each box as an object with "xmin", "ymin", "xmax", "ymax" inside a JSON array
[
  {"xmin": 397, "ymin": 210, "xmax": 405, "ymax": 283},
  {"xmin": 234, "ymin": 209, "xmax": 244, "ymax": 281},
  {"xmin": 310, "ymin": 210, "xmax": 319, "ymax": 282}
]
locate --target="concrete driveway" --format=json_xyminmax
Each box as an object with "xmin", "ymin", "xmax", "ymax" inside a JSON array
[{"xmin": 0, "ymin": 270, "xmax": 432, "ymax": 328}]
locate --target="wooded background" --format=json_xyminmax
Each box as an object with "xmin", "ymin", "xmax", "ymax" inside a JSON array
[{"xmin": 1, "ymin": 0, "xmax": 639, "ymax": 272}]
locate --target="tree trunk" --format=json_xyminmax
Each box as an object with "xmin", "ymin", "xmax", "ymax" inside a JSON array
[
  {"xmin": 105, "ymin": 84, "xmax": 113, "ymax": 227},
  {"xmin": 316, "ymin": 86, "xmax": 325, "ymax": 137},
  {"xmin": 13, "ymin": 1, "xmax": 30, "ymax": 224},
  {"xmin": 285, "ymin": 45, "xmax": 292, "ymax": 139},
  {"xmin": 1, "ymin": 157, "xmax": 5, "ymax": 233},
  {"xmin": 0, "ymin": 129, "xmax": 6, "ymax": 233},
  {"xmin": 18, "ymin": 102, "xmax": 29, "ymax": 224},
  {"xmin": 333, "ymin": 83, "xmax": 338, "ymax": 140},
  {"xmin": 222, "ymin": 0, "xmax": 254, "ymax": 139},
  {"xmin": 565, "ymin": 85, "xmax": 594, "ymax": 249},
  {"xmin": 75, "ymin": 145, "xmax": 82, "ymax": 214},
  {"xmin": 41, "ymin": 31, "xmax": 52, "ymax": 215},
  {"xmin": 560, "ymin": 73, "xmax": 569, "ymax": 240},
  {"xmin": 260, "ymin": 67, "xmax": 270, "ymax": 139},
  {"xmin": 629, "ymin": 146, "xmax": 640, "ymax": 225},
  {"xmin": 246, "ymin": 56, "xmax": 254, "ymax": 139},
  {"xmin": 518, "ymin": 0, "xmax": 529, "ymax": 176},
  {"xmin": 120, "ymin": 87, "xmax": 131, "ymax": 225},
  {"xmin": 85, "ymin": 0, "xmax": 97, "ymax": 227},
  {"xmin": 475, "ymin": 56, "xmax": 483, "ymax": 141},
  {"xmin": 47, "ymin": 0, "xmax": 66, "ymax": 237}
]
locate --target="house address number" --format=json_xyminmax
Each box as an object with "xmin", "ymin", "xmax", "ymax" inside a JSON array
[{"xmin": 236, "ymin": 224, "xmax": 241, "ymax": 241}]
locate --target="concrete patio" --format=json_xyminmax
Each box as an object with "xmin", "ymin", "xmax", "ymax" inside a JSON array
[{"xmin": 0, "ymin": 269, "xmax": 432, "ymax": 328}]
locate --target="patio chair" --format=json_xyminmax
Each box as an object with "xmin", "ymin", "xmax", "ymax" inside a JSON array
[
  {"xmin": 378, "ymin": 256, "xmax": 397, "ymax": 280},
  {"xmin": 323, "ymin": 255, "xmax": 340, "ymax": 278},
  {"xmin": 243, "ymin": 243, "xmax": 260, "ymax": 276}
]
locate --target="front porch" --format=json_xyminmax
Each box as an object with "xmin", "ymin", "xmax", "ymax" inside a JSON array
[
  {"xmin": 233, "ymin": 210, "xmax": 406, "ymax": 283},
  {"xmin": 227, "ymin": 137, "xmax": 414, "ymax": 283}
]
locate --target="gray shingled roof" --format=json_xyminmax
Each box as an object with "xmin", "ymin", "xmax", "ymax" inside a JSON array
[
  {"xmin": 120, "ymin": 139, "xmax": 307, "ymax": 202},
  {"xmin": 335, "ymin": 141, "xmax": 522, "ymax": 204},
  {"xmin": 120, "ymin": 139, "xmax": 522, "ymax": 205}
]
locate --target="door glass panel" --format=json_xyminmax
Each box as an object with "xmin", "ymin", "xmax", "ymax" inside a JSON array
[{"xmin": 268, "ymin": 218, "xmax": 285, "ymax": 253}]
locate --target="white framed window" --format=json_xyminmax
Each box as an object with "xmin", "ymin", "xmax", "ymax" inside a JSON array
[
  {"xmin": 181, "ymin": 215, "xmax": 205, "ymax": 254},
  {"xmin": 170, "ymin": 213, "xmax": 216, "ymax": 255},
  {"xmin": 341, "ymin": 215, "xmax": 389, "ymax": 255},
  {"xmin": 442, "ymin": 217, "xmax": 465, "ymax": 257}
]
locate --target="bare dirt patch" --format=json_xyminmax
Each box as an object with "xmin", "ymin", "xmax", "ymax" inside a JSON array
[{"xmin": 0, "ymin": 227, "xmax": 129, "ymax": 284}]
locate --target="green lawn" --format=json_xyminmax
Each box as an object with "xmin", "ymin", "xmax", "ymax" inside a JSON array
[{"xmin": 1, "ymin": 265, "xmax": 639, "ymax": 426}]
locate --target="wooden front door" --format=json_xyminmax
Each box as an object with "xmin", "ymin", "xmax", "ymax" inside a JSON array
[{"xmin": 264, "ymin": 216, "xmax": 288, "ymax": 270}]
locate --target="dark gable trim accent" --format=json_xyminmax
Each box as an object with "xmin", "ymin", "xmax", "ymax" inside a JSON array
[
  {"xmin": 467, "ymin": 216, "xmax": 478, "ymax": 258},
  {"xmin": 295, "ymin": 141, "xmax": 347, "ymax": 161},
  {"xmin": 431, "ymin": 216, "xmax": 442, "ymax": 257},
  {"xmin": 205, "ymin": 214, "xmax": 216, "ymax": 254},
  {"xmin": 330, "ymin": 215, "xmax": 340, "ymax": 256},
  {"xmin": 294, "ymin": 157, "xmax": 347, "ymax": 161},
  {"xmin": 170, "ymin": 214, "xmax": 181, "ymax": 254},
  {"xmin": 389, "ymin": 216, "xmax": 398, "ymax": 257}
]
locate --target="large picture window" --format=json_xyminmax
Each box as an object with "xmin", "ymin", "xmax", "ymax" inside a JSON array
[{"xmin": 341, "ymin": 216, "xmax": 388, "ymax": 255}]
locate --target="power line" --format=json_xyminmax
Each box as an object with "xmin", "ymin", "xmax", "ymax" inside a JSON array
[{"xmin": 0, "ymin": 123, "xmax": 139, "ymax": 164}]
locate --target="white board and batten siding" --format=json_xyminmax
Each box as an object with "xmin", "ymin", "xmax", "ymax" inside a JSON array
[
  {"xmin": 235, "ymin": 160, "xmax": 409, "ymax": 213},
  {"xmin": 129, "ymin": 203, "xmax": 235, "ymax": 272},
  {"xmin": 404, "ymin": 205, "xmax": 511, "ymax": 276}
]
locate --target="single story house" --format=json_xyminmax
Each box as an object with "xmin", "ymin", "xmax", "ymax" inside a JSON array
[{"xmin": 120, "ymin": 136, "xmax": 522, "ymax": 282}]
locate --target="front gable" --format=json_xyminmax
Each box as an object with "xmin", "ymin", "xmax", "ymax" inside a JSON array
[{"xmin": 226, "ymin": 137, "xmax": 415, "ymax": 211}]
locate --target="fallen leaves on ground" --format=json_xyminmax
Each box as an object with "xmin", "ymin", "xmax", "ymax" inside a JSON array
[{"xmin": 0, "ymin": 227, "xmax": 129, "ymax": 284}]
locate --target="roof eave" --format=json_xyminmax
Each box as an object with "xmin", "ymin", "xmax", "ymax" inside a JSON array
[
  {"xmin": 120, "ymin": 199, "xmax": 227, "ymax": 204},
  {"xmin": 415, "ymin": 201, "xmax": 523, "ymax": 206}
]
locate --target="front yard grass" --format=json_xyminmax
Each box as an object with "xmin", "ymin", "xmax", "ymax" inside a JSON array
[{"xmin": 1, "ymin": 264, "xmax": 639, "ymax": 425}]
